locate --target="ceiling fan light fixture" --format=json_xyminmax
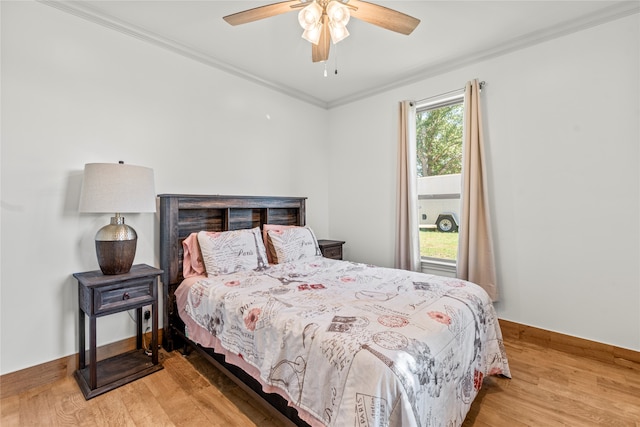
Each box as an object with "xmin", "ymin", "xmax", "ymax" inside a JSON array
[
  {"xmin": 329, "ymin": 21, "xmax": 349, "ymax": 44},
  {"xmin": 298, "ymin": 1, "xmax": 322, "ymax": 30},
  {"xmin": 302, "ymin": 22, "xmax": 322, "ymax": 45},
  {"xmin": 326, "ymin": 1, "xmax": 350, "ymax": 27},
  {"xmin": 326, "ymin": 0, "xmax": 350, "ymax": 44},
  {"xmin": 225, "ymin": 0, "xmax": 420, "ymax": 63}
]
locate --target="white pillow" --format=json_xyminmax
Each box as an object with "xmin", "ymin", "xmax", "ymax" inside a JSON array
[
  {"xmin": 197, "ymin": 227, "xmax": 269, "ymax": 275},
  {"xmin": 267, "ymin": 226, "xmax": 322, "ymax": 264}
]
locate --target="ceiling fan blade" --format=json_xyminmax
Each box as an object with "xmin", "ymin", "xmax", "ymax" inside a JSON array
[
  {"xmin": 348, "ymin": 0, "xmax": 420, "ymax": 35},
  {"xmin": 312, "ymin": 19, "xmax": 330, "ymax": 62},
  {"xmin": 223, "ymin": 0, "xmax": 300, "ymax": 26}
]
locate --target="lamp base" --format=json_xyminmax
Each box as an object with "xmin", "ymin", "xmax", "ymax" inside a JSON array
[
  {"xmin": 94, "ymin": 216, "xmax": 138, "ymax": 275},
  {"xmin": 96, "ymin": 239, "xmax": 137, "ymax": 275}
]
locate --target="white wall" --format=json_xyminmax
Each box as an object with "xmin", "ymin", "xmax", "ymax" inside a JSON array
[
  {"xmin": 0, "ymin": 1, "xmax": 330, "ymax": 374},
  {"xmin": 328, "ymin": 14, "xmax": 639, "ymax": 351}
]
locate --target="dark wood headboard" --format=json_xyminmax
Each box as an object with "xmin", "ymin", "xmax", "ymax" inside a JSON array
[{"xmin": 158, "ymin": 194, "xmax": 307, "ymax": 349}]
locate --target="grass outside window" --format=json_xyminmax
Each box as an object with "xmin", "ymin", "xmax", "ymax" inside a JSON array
[{"xmin": 420, "ymin": 229, "xmax": 458, "ymax": 261}]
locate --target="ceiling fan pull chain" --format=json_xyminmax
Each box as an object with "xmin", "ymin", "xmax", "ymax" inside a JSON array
[{"xmin": 324, "ymin": 62, "xmax": 328, "ymax": 77}]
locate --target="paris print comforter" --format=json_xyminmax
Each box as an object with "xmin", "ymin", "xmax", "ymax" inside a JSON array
[{"xmin": 176, "ymin": 257, "xmax": 510, "ymax": 427}]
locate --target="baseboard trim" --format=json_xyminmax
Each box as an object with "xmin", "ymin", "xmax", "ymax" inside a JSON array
[
  {"xmin": 2, "ymin": 322, "xmax": 639, "ymax": 399},
  {"xmin": 0, "ymin": 330, "xmax": 163, "ymax": 399},
  {"xmin": 498, "ymin": 319, "xmax": 640, "ymax": 370}
]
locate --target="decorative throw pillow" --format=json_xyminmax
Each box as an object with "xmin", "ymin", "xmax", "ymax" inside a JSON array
[
  {"xmin": 262, "ymin": 224, "xmax": 296, "ymax": 264},
  {"xmin": 267, "ymin": 226, "xmax": 322, "ymax": 264},
  {"xmin": 197, "ymin": 227, "xmax": 269, "ymax": 275}
]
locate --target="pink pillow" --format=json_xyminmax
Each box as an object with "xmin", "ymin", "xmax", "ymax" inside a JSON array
[
  {"xmin": 182, "ymin": 232, "xmax": 206, "ymax": 278},
  {"xmin": 262, "ymin": 224, "xmax": 296, "ymax": 264}
]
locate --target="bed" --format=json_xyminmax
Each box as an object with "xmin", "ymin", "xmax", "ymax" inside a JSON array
[{"xmin": 159, "ymin": 194, "xmax": 510, "ymax": 427}]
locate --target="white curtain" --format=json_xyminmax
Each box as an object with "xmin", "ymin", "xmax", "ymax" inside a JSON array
[
  {"xmin": 395, "ymin": 100, "xmax": 421, "ymax": 271},
  {"xmin": 457, "ymin": 79, "xmax": 499, "ymax": 301}
]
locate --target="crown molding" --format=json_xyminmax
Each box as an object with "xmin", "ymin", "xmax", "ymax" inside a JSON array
[
  {"xmin": 327, "ymin": 1, "xmax": 640, "ymax": 108},
  {"xmin": 38, "ymin": 0, "xmax": 330, "ymax": 109},
  {"xmin": 39, "ymin": 1, "xmax": 638, "ymax": 110}
]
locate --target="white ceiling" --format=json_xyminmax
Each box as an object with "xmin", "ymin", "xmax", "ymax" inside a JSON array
[{"xmin": 47, "ymin": 1, "xmax": 639, "ymax": 108}]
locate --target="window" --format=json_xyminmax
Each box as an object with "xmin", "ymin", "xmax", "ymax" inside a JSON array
[{"xmin": 415, "ymin": 93, "xmax": 464, "ymax": 263}]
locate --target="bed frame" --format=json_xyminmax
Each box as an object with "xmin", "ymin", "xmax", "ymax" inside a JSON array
[{"xmin": 158, "ymin": 194, "xmax": 309, "ymax": 425}]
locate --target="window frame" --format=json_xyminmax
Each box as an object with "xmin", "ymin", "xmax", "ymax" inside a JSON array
[{"xmin": 414, "ymin": 91, "xmax": 465, "ymax": 275}]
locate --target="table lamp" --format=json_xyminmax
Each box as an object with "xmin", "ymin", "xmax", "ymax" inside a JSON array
[{"xmin": 79, "ymin": 162, "xmax": 156, "ymax": 275}]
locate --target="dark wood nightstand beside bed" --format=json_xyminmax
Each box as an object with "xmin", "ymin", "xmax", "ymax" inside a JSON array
[
  {"xmin": 73, "ymin": 264, "xmax": 163, "ymax": 399},
  {"xmin": 317, "ymin": 239, "xmax": 345, "ymax": 260}
]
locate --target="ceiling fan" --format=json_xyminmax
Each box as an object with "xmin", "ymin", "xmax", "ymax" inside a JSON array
[{"xmin": 223, "ymin": 0, "xmax": 420, "ymax": 63}]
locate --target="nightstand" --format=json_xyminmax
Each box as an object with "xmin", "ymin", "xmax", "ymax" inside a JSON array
[
  {"xmin": 317, "ymin": 239, "xmax": 345, "ymax": 260},
  {"xmin": 74, "ymin": 264, "xmax": 163, "ymax": 399}
]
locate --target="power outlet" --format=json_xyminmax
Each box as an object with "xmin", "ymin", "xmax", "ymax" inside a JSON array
[{"xmin": 143, "ymin": 307, "xmax": 151, "ymax": 321}]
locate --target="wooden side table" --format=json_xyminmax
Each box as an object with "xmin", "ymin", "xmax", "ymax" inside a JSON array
[
  {"xmin": 74, "ymin": 264, "xmax": 163, "ymax": 399},
  {"xmin": 317, "ymin": 239, "xmax": 345, "ymax": 260}
]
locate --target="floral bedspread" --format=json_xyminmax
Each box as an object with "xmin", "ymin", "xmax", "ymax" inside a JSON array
[{"xmin": 177, "ymin": 257, "xmax": 510, "ymax": 427}]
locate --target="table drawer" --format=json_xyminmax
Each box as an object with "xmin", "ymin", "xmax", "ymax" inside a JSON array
[
  {"xmin": 93, "ymin": 278, "xmax": 155, "ymax": 315},
  {"xmin": 322, "ymin": 245, "xmax": 343, "ymax": 260}
]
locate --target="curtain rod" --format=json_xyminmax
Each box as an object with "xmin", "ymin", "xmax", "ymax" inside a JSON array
[{"xmin": 414, "ymin": 80, "xmax": 485, "ymax": 106}]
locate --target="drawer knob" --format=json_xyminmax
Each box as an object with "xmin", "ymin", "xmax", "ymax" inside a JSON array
[{"xmin": 123, "ymin": 292, "xmax": 130, "ymax": 300}]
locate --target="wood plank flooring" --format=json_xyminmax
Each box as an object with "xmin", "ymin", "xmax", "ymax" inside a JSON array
[{"xmin": 2, "ymin": 338, "xmax": 639, "ymax": 426}]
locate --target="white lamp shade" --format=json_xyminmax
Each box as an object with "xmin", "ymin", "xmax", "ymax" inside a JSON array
[{"xmin": 79, "ymin": 163, "xmax": 156, "ymax": 213}]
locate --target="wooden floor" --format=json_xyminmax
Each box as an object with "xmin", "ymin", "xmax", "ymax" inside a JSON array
[{"xmin": 1, "ymin": 338, "xmax": 639, "ymax": 426}]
